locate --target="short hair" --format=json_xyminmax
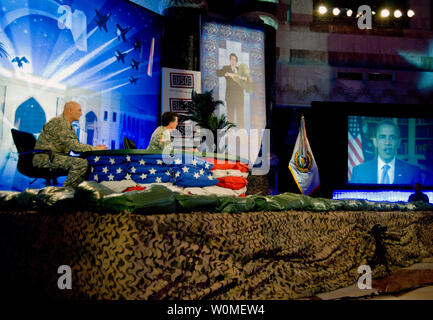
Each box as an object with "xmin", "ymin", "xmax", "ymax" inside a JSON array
[
  {"xmin": 375, "ymin": 119, "xmax": 400, "ymax": 139},
  {"xmin": 229, "ymin": 53, "xmax": 238, "ymax": 62},
  {"xmin": 63, "ymin": 101, "xmax": 79, "ymax": 112},
  {"xmin": 161, "ymin": 112, "xmax": 178, "ymax": 126}
]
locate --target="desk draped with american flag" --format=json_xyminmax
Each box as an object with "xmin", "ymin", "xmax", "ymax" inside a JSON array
[{"xmin": 83, "ymin": 150, "xmax": 250, "ymax": 196}]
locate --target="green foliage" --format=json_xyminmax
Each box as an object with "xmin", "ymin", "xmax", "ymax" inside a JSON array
[{"xmin": 179, "ymin": 90, "xmax": 236, "ymax": 150}]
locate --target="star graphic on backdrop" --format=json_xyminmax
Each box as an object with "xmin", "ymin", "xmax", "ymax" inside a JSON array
[
  {"xmin": 130, "ymin": 166, "xmax": 137, "ymax": 173},
  {"xmin": 149, "ymin": 168, "xmax": 156, "ymax": 174},
  {"xmin": 102, "ymin": 167, "xmax": 108, "ymax": 174},
  {"xmin": 108, "ymin": 174, "xmax": 114, "ymax": 181},
  {"xmin": 174, "ymin": 158, "xmax": 182, "ymax": 165},
  {"xmin": 155, "ymin": 177, "xmax": 162, "ymax": 183},
  {"xmin": 126, "ymin": 155, "xmax": 131, "ymax": 162},
  {"xmin": 139, "ymin": 159, "xmax": 146, "ymax": 165},
  {"xmin": 91, "ymin": 167, "xmax": 94, "ymax": 173},
  {"xmin": 175, "ymin": 171, "xmax": 180, "ymax": 178},
  {"xmin": 165, "ymin": 170, "xmax": 171, "ymax": 176},
  {"xmin": 194, "ymin": 172, "xmax": 200, "ymax": 179},
  {"xmin": 93, "ymin": 174, "xmax": 98, "ymax": 181},
  {"xmin": 116, "ymin": 167, "xmax": 123, "ymax": 174},
  {"xmin": 204, "ymin": 163, "xmax": 210, "ymax": 169},
  {"xmin": 208, "ymin": 174, "xmax": 213, "ymax": 180},
  {"xmin": 109, "ymin": 158, "xmax": 115, "ymax": 165},
  {"xmin": 199, "ymin": 169, "xmax": 204, "ymax": 175},
  {"xmin": 125, "ymin": 173, "xmax": 132, "ymax": 180},
  {"xmin": 157, "ymin": 160, "xmax": 163, "ymax": 165},
  {"xmin": 192, "ymin": 159, "xmax": 198, "ymax": 166},
  {"xmin": 140, "ymin": 173, "xmax": 147, "ymax": 180},
  {"xmin": 182, "ymin": 166, "xmax": 189, "ymax": 173},
  {"xmin": 93, "ymin": 156, "xmax": 100, "ymax": 163}
]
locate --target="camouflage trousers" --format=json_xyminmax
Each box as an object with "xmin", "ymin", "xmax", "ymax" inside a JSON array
[{"xmin": 33, "ymin": 154, "xmax": 89, "ymax": 188}]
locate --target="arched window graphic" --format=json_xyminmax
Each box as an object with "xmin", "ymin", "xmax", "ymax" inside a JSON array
[
  {"xmin": 14, "ymin": 98, "xmax": 46, "ymax": 134},
  {"xmin": 85, "ymin": 111, "xmax": 97, "ymax": 145}
]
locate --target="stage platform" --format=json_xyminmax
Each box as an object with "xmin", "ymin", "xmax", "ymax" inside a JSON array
[{"xmin": 1, "ymin": 205, "xmax": 432, "ymax": 299}]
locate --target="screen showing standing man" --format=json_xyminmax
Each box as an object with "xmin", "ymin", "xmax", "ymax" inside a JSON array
[
  {"xmin": 215, "ymin": 52, "xmax": 253, "ymax": 128},
  {"xmin": 201, "ymin": 21, "xmax": 266, "ymax": 164}
]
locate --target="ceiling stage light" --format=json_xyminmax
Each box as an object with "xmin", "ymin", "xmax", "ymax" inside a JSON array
[
  {"xmin": 380, "ymin": 9, "xmax": 390, "ymax": 18},
  {"xmin": 407, "ymin": 9, "xmax": 415, "ymax": 18},
  {"xmin": 332, "ymin": 8, "xmax": 340, "ymax": 16},
  {"xmin": 394, "ymin": 10, "xmax": 402, "ymax": 18},
  {"xmin": 318, "ymin": 6, "xmax": 327, "ymax": 15},
  {"xmin": 346, "ymin": 9, "xmax": 353, "ymax": 17}
]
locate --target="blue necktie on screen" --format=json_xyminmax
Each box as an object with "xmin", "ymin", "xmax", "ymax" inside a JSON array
[{"xmin": 381, "ymin": 164, "xmax": 390, "ymax": 184}]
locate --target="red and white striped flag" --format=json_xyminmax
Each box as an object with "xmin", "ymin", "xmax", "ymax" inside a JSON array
[{"xmin": 348, "ymin": 116, "xmax": 364, "ymax": 180}]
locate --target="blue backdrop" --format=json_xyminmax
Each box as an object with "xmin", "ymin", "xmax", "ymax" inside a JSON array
[{"xmin": 0, "ymin": 0, "xmax": 162, "ymax": 191}]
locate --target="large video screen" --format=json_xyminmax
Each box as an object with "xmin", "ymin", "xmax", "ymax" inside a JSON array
[
  {"xmin": 0, "ymin": 0, "xmax": 162, "ymax": 191},
  {"xmin": 348, "ymin": 116, "xmax": 433, "ymax": 185},
  {"xmin": 201, "ymin": 20, "xmax": 266, "ymax": 164}
]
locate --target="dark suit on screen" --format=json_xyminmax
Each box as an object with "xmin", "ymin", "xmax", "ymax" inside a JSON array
[
  {"xmin": 216, "ymin": 65, "xmax": 244, "ymax": 128},
  {"xmin": 350, "ymin": 158, "xmax": 422, "ymax": 185}
]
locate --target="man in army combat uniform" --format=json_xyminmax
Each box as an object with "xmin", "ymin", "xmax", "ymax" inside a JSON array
[{"xmin": 33, "ymin": 101, "xmax": 107, "ymax": 188}]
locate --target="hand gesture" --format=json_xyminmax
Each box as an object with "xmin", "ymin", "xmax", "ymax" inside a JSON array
[{"xmin": 225, "ymin": 72, "xmax": 236, "ymax": 79}]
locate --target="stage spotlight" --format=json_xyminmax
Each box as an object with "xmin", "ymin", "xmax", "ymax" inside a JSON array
[
  {"xmin": 394, "ymin": 10, "xmax": 402, "ymax": 18},
  {"xmin": 372, "ymin": 11, "xmax": 376, "ymax": 15},
  {"xmin": 318, "ymin": 6, "xmax": 327, "ymax": 15},
  {"xmin": 380, "ymin": 9, "xmax": 390, "ymax": 18},
  {"xmin": 332, "ymin": 8, "xmax": 340, "ymax": 16},
  {"xmin": 346, "ymin": 9, "xmax": 353, "ymax": 17},
  {"xmin": 407, "ymin": 9, "xmax": 415, "ymax": 18}
]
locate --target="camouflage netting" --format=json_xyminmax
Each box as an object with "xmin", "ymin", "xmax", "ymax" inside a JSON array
[{"xmin": 0, "ymin": 183, "xmax": 432, "ymax": 299}]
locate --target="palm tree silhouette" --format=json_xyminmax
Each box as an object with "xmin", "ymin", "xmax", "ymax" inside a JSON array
[
  {"xmin": 179, "ymin": 90, "xmax": 236, "ymax": 152},
  {"xmin": 0, "ymin": 42, "xmax": 9, "ymax": 58}
]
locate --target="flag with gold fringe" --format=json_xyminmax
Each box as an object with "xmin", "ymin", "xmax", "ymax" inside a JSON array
[{"xmin": 289, "ymin": 116, "xmax": 320, "ymax": 195}]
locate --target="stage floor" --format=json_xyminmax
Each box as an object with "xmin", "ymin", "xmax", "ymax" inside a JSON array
[{"xmin": 1, "ymin": 208, "xmax": 432, "ymax": 299}]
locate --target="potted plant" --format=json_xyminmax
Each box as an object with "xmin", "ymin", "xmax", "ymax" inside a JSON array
[{"xmin": 179, "ymin": 90, "xmax": 236, "ymax": 152}]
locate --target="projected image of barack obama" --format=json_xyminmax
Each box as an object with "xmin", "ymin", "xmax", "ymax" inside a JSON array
[{"xmin": 350, "ymin": 120, "xmax": 421, "ymax": 185}]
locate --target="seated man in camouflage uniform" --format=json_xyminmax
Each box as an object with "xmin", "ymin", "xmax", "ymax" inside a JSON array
[
  {"xmin": 146, "ymin": 112, "xmax": 178, "ymax": 151},
  {"xmin": 33, "ymin": 101, "xmax": 107, "ymax": 188}
]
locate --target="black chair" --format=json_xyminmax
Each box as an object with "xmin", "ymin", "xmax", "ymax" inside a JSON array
[
  {"xmin": 123, "ymin": 136, "xmax": 137, "ymax": 149},
  {"xmin": 11, "ymin": 129, "xmax": 67, "ymax": 186}
]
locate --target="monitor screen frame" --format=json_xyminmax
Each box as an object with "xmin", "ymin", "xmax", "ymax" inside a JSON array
[{"xmin": 310, "ymin": 101, "xmax": 433, "ymax": 195}]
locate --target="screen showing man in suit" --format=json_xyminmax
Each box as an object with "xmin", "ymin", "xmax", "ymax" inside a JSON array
[
  {"xmin": 348, "ymin": 117, "xmax": 432, "ymax": 185},
  {"xmin": 216, "ymin": 53, "xmax": 253, "ymax": 128},
  {"xmin": 201, "ymin": 21, "xmax": 266, "ymax": 165}
]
